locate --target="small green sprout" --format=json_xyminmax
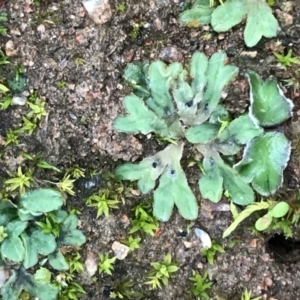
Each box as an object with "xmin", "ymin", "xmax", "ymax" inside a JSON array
[
  {"xmin": 56, "ymin": 280, "xmax": 85, "ymax": 300},
  {"xmin": 74, "ymin": 57, "xmax": 85, "ymax": 69},
  {"xmin": 57, "ymin": 80, "xmax": 67, "ymax": 89},
  {"xmin": 189, "ymin": 270, "xmax": 213, "ymax": 300},
  {"xmin": 110, "ymin": 280, "xmax": 142, "ymax": 299},
  {"xmin": 200, "ymin": 240, "xmax": 225, "ymax": 265},
  {"xmin": 15, "ymin": 116, "xmax": 37, "ymax": 135},
  {"xmin": 145, "ymin": 253, "xmax": 179, "ymax": 289},
  {"xmin": 98, "ymin": 254, "xmax": 117, "ymax": 275},
  {"xmin": 4, "ymin": 166, "xmax": 33, "ymax": 195},
  {"xmin": 27, "ymin": 98, "xmax": 47, "ymax": 121},
  {"xmin": 116, "ymin": 2, "xmax": 126, "ymax": 12},
  {"xmin": 37, "ymin": 160, "xmax": 61, "ymax": 172},
  {"xmin": 0, "ymin": 94, "xmax": 13, "ymax": 109},
  {"xmin": 85, "ymin": 189, "xmax": 120, "ymax": 218},
  {"xmin": 4, "ymin": 129, "xmax": 19, "ymax": 145},
  {"xmin": 274, "ymin": 49, "xmax": 300, "ymax": 67},
  {"xmin": 36, "ymin": 214, "xmax": 61, "ymax": 237},
  {"xmin": 67, "ymin": 252, "xmax": 85, "ymax": 273},
  {"xmin": 241, "ymin": 289, "xmax": 261, "ymax": 300},
  {"xmin": 130, "ymin": 203, "xmax": 159, "ymax": 236},
  {"xmin": 122, "ymin": 235, "xmax": 141, "ymax": 251},
  {"xmin": 67, "ymin": 166, "xmax": 85, "ymax": 179},
  {"xmin": 0, "ymin": 226, "xmax": 8, "ymax": 242},
  {"xmin": 56, "ymin": 174, "xmax": 76, "ymax": 196}
]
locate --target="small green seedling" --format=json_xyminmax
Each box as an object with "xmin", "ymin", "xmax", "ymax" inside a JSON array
[
  {"xmin": 74, "ymin": 57, "xmax": 85, "ymax": 69},
  {"xmin": 274, "ymin": 49, "xmax": 300, "ymax": 67},
  {"xmin": 122, "ymin": 235, "xmax": 141, "ymax": 251},
  {"xmin": 255, "ymin": 201, "xmax": 289, "ymax": 231},
  {"xmin": 15, "ymin": 116, "xmax": 37, "ymax": 135},
  {"xmin": 66, "ymin": 166, "xmax": 85, "ymax": 179},
  {"xmin": 66, "ymin": 252, "xmax": 85, "ymax": 274},
  {"xmin": 56, "ymin": 174, "xmax": 76, "ymax": 196},
  {"xmin": 223, "ymin": 201, "xmax": 289, "ymax": 238},
  {"xmin": 4, "ymin": 129, "xmax": 19, "ymax": 145},
  {"xmin": 57, "ymin": 281, "xmax": 86, "ymax": 300},
  {"xmin": 116, "ymin": 1, "xmax": 126, "ymax": 12},
  {"xmin": 189, "ymin": 270, "xmax": 213, "ymax": 300},
  {"xmin": 36, "ymin": 213, "xmax": 61, "ymax": 237},
  {"xmin": 130, "ymin": 203, "xmax": 159, "ymax": 236},
  {"xmin": 241, "ymin": 289, "xmax": 261, "ymax": 300},
  {"xmin": 57, "ymin": 80, "xmax": 67, "ymax": 89},
  {"xmin": 200, "ymin": 240, "xmax": 225, "ymax": 265},
  {"xmin": 110, "ymin": 279, "xmax": 143, "ymax": 299},
  {"xmin": 0, "ymin": 94, "xmax": 13, "ymax": 109},
  {"xmin": 98, "ymin": 254, "xmax": 117, "ymax": 275},
  {"xmin": 85, "ymin": 189, "xmax": 120, "ymax": 218},
  {"xmin": 145, "ymin": 253, "xmax": 179, "ymax": 289},
  {"xmin": 4, "ymin": 166, "xmax": 33, "ymax": 195}
]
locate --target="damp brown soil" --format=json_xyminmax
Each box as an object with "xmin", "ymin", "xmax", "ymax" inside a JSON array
[{"xmin": 1, "ymin": 0, "xmax": 300, "ymax": 299}]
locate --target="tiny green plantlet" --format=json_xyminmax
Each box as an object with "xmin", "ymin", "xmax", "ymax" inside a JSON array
[
  {"xmin": 85, "ymin": 189, "xmax": 120, "ymax": 218},
  {"xmin": 223, "ymin": 200, "xmax": 289, "ymax": 238},
  {"xmin": 56, "ymin": 173, "xmax": 76, "ymax": 196},
  {"xmin": 145, "ymin": 253, "xmax": 179, "ymax": 289},
  {"xmin": 4, "ymin": 129, "xmax": 19, "ymax": 145},
  {"xmin": 4, "ymin": 166, "xmax": 33, "ymax": 195},
  {"xmin": 274, "ymin": 49, "xmax": 300, "ymax": 67},
  {"xmin": 180, "ymin": 0, "xmax": 279, "ymax": 47},
  {"xmin": 130, "ymin": 203, "xmax": 159, "ymax": 236},
  {"xmin": 114, "ymin": 51, "xmax": 293, "ymax": 222},
  {"xmin": 110, "ymin": 279, "xmax": 143, "ymax": 299},
  {"xmin": 66, "ymin": 166, "xmax": 85, "ymax": 179},
  {"xmin": 0, "ymin": 188, "xmax": 86, "ymax": 300},
  {"xmin": 122, "ymin": 235, "xmax": 141, "ymax": 251},
  {"xmin": 189, "ymin": 270, "xmax": 213, "ymax": 300},
  {"xmin": 241, "ymin": 289, "xmax": 262, "ymax": 300},
  {"xmin": 66, "ymin": 252, "xmax": 85, "ymax": 273},
  {"xmin": 200, "ymin": 240, "xmax": 225, "ymax": 264},
  {"xmin": 98, "ymin": 253, "xmax": 117, "ymax": 275}
]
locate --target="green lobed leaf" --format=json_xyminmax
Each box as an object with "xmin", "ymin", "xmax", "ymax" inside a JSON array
[
  {"xmin": 0, "ymin": 201, "xmax": 17, "ymax": 226},
  {"xmin": 116, "ymin": 143, "xmax": 184, "ymax": 194},
  {"xmin": 220, "ymin": 161, "xmax": 254, "ymax": 206},
  {"xmin": 244, "ymin": 2, "xmax": 279, "ymax": 47},
  {"xmin": 58, "ymin": 215, "xmax": 86, "ymax": 246},
  {"xmin": 1, "ymin": 270, "xmax": 23, "ymax": 300},
  {"xmin": 1, "ymin": 236, "xmax": 25, "ymax": 262},
  {"xmin": 196, "ymin": 52, "xmax": 238, "ymax": 123},
  {"xmin": 5, "ymin": 220, "xmax": 28, "ymax": 236},
  {"xmin": 113, "ymin": 94, "xmax": 169, "ymax": 135},
  {"xmin": 22, "ymin": 230, "xmax": 56, "ymax": 269},
  {"xmin": 153, "ymin": 163, "xmax": 198, "ymax": 221},
  {"xmin": 199, "ymin": 155, "xmax": 254, "ymax": 205},
  {"xmin": 234, "ymin": 132, "xmax": 291, "ymax": 196},
  {"xmin": 19, "ymin": 188, "xmax": 64, "ymax": 214},
  {"xmin": 199, "ymin": 157, "xmax": 223, "ymax": 203},
  {"xmin": 211, "ymin": 0, "xmax": 279, "ymax": 47},
  {"xmin": 34, "ymin": 267, "xmax": 52, "ymax": 284},
  {"xmin": 48, "ymin": 250, "xmax": 69, "ymax": 270},
  {"xmin": 247, "ymin": 70, "xmax": 293, "ymax": 126},
  {"xmin": 180, "ymin": 2, "xmax": 213, "ymax": 27},
  {"xmin": 185, "ymin": 123, "xmax": 219, "ymax": 144},
  {"xmin": 211, "ymin": 0, "xmax": 248, "ymax": 32},
  {"xmin": 148, "ymin": 61, "xmax": 182, "ymax": 117},
  {"xmin": 217, "ymin": 114, "xmax": 263, "ymax": 145}
]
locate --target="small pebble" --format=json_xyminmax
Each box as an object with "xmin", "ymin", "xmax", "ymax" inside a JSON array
[{"xmin": 111, "ymin": 241, "xmax": 130, "ymax": 260}]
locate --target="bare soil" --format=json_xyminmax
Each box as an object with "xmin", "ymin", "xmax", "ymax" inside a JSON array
[{"xmin": 1, "ymin": 0, "xmax": 300, "ymax": 299}]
